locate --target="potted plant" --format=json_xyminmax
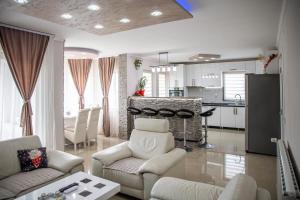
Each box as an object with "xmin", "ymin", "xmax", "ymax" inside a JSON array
[
  {"xmin": 134, "ymin": 58, "xmax": 143, "ymax": 70},
  {"xmin": 134, "ymin": 76, "xmax": 147, "ymax": 96}
]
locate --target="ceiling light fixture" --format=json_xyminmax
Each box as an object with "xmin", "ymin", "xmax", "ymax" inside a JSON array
[
  {"xmin": 61, "ymin": 13, "xmax": 72, "ymax": 19},
  {"xmin": 151, "ymin": 10, "xmax": 162, "ymax": 16},
  {"xmin": 88, "ymin": 4, "xmax": 100, "ymax": 11},
  {"xmin": 14, "ymin": 0, "xmax": 29, "ymax": 4},
  {"xmin": 205, "ymin": 59, "xmax": 210, "ymax": 61},
  {"xmin": 94, "ymin": 24, "xmax": 104, "ymax": 29},
  {"xmin": 120, "ymin": 18, "xmax": 130, "ymax": 23}
]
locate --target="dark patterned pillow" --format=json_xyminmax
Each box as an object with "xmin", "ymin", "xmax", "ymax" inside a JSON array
[{"xmin": 17, "ymin": 147, "xmax": 48, "ymax": 172}]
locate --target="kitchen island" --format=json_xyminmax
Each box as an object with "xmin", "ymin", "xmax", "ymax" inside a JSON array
[{"xmin": 127, "ymin": 97, "xmax": 202, "ymax": 142}]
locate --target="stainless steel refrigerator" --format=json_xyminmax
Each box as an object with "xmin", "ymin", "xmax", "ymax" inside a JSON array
[{"xmin": 245, "ymin": 74, "xmax": 280, "ymax": 155}]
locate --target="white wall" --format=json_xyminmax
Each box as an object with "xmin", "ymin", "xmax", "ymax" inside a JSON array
[
  {"xmin": 277, "ymin": 0, "xmax": 300, "ymax": 175},
  {"xmin": 53, "ymin": 40, "xmax": 65, "ymax": 150}
]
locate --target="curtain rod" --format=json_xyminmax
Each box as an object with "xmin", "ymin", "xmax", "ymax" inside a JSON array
[{"xmin": 0, "ymin": 23, "xmax": 55, "ymax": 37}]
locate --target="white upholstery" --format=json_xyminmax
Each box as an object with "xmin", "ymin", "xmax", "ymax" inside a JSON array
[
  {"xmin": 86, "ymin": 107, "xmax": 101, "ymax": 145},
  {"xmin": 0, "ymin": 135, "xmax": 42, "ymax": 179},
  {"xmin": 0, "ymin": 136, "xmax": 84, "ymax": 199},
  {"xmin": 92, "ymin": 118, "xmax": 186, "ymax": 199},
  {"xmin": 218, "ymin": 174, "xmax": 257, "ymax": 200},
  {"xmin": 150, "ymin": 177, "xmax": 223, "ymax": 200},
  {"xmin": 129, "ymin": 129, "xmax": 175, "ymax": 160},
  {"xmin": 150, "ymin": 174, "xmax": 270, "ymax": 200},
  {"xmin": 64, "ymin": 108, "xmax": 90, "ymax": 151},
  {"xmin": 47, "ymin": 150, "xmax": 84, "ymax": 173},
  {"xmin": 134, "ymin": 118, "xmax": 169, "ymax": 133}
]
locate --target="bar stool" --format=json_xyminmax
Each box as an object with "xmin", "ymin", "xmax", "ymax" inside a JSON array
[
  {"xmin": 158, "ymin": 108, "xmax": 176, "ymax": 118},
  {"xmin": 199, "ymin": 108, "xmax": 216, "ymax": 149},
  {"xmin": 141, "ymin": 107, "xmax": 158, "ymax": 118},
  {"xmin": 176, "ymin": 109, "xmax": 194, "ymax": 152}
]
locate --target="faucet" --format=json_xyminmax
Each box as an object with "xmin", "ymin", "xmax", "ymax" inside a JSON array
[{"xmin": 234, "ymin": 94, "xmax": 242, "ymax": 105}]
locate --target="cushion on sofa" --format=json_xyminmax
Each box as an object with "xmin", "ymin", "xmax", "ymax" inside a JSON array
[
  {"xmin": 17, "ymin": 147, "xmax": 48, "ymax": 172},
  {"xmin": 105, "ymin": 157, "xmax": 145, "ymax": 175},
  {"xmin": 134, "ymin": 118, "xmax": 169, "ymax": 133},
  {"xmin": 0, "ymin": 168, "xmax": 64, "ymax": 195},
  {"xmin": 0, "ymin": 187, "xmax": 15, "ymax": 200},
  {"xmin": 0, "ymin": 136, "xmax": 42, "ymax": 179},
  {"xmin": 129, "ymin": 129, "xmax": 174, "ymax": 160},
  {"xmin": 217, "ymin": 174, "xmax": 257, "ymax": 200}
]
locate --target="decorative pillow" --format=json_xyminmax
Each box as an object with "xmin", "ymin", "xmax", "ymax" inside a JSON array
[{"xmin": 17, "ymin": 147, "xmax": 48, "ymax": 172}]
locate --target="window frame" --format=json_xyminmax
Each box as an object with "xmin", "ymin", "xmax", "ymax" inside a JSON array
[{"xmin": 222, "ymin": 71, "xmax": 246, "ymax": 101}]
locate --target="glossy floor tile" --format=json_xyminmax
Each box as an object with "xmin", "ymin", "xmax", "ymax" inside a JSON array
[{"xmin": 65, "ymin": 129, "xmax": 277, "ymax": 200}]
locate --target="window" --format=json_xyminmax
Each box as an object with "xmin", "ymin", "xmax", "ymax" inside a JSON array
[
  {"xmin": 223, "ymin": 72, "xmax": 245, "ymax": 101},
  {"xmin": 158, "ymin": 73, "xmax": 166, "ymax": 97},
  {"xmin": 142, "ymin": 71, "xmax": 152, "ymax": 97}
]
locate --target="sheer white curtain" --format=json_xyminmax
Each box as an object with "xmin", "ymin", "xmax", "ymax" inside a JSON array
[
  {"xmin": 64, "ymin": 58, "xmax": 119, "ymax": 137},
  {"xmin": 0, "ymin": 38, "xmax": 57, "ymax": 149},
  {"xmin": 0, "ymin": 52, "xmax": 23, "ymax": 139}
]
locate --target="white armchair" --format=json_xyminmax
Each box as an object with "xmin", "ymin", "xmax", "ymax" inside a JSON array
[
  {"xmin": 150, "ymin": 174, "xmax": 271, "ymax": 200},
  {"xmin": 92, "ymin": 118, "xmax": 186, "ymax": 199},
  {"xmin": 64, "ymin": 108, "xmax": 90, "ymax": 152},
  {"xmin": 86, "ymin": 107, "xmax": 101, "ymax": 147}
]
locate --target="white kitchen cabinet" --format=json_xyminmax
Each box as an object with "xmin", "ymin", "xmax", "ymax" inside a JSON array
[
  {"xmin": 235, "ymin": 107, "xmax": 245, "ymax": 129},
  {"xmin": 202, "ymin": 106, "xmax": 221, "ymax": 127},
  {"xmin": 169, "ymin": 65, "xmax": 184, "ymax": 88},
  {"xmin": 220, "ymin": 107, "xmax": 236, "ymax": 128}
]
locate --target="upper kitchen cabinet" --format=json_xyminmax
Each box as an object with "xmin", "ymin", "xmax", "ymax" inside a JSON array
[{"xmin": 169, "ymin": 64, "xmax": 184, "ymax": 88}]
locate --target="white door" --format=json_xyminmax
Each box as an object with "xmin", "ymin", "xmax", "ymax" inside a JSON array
[
  {"xmin": 220, "ymin": 107, "xmax": 236, "ymax": 128},
  {"xmin": 235, "ymin": 107, "xmax": 245, "ymax": 129}
]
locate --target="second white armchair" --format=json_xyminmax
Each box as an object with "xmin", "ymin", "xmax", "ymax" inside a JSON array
[{"xmin": 91, "ymin": 118, "xmax": 186, "ymax": 199}]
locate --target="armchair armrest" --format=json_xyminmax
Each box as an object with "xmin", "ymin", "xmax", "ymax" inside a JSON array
[
  {"xmin": 139, "ymin": 148, "xmax": 186, "ymax": 175},
  {"xmin": 151, "ymin": 177, "xmax": 223, "ymax": 200},
  {"xmin": 47, "ymin": 150, "xmax": 84, "ymax": 173},
  {"xmin": 92, "ymin": 141, "xmax": 132, "ymax": 166}
]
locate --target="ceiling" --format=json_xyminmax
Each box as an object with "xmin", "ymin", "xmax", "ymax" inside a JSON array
[
  {"xmin": 0, "ymin": 0, "xmax": 283, "ymax": 62},
  {"xmin": 0, "ymin": 0, "xmax": 192, "ymax": 36}
]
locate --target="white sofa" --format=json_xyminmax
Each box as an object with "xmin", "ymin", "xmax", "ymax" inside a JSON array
[
  {"xmin": 0, "ymin": 136, "xmax": 84, "ymax": 199},
  {"xmin": 150, "ymin": 174, "xmax": 271, "ymax": 200},
  {"xmin": 92, "ymin": 118, "xmax": 186, "ymax": 199}
]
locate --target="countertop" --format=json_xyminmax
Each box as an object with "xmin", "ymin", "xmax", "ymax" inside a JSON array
[{"xmin": 202, "ymin": 102, "xmax": 245, "ymax": 107}]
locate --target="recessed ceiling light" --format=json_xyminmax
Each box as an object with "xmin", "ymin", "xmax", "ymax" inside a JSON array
[
  {"xmin": 193, "ymin": 58, "xmax": 198, "ymax": 61},
  {"xmin": 61, "ymin": 13, "xmax": 72, "ymax": 19},
  {"xmin": 211, "ymin": 57, "xmax": 217, "ymax": 60},
  {"xmin": 205, "ymin": 59, "xmax": 210, "ymax": 61},
  {"xmin": 198, "ymin": 56, "xmax": 203, "ymax": 59},
  {"xmin": 14, "ymin": 0, "xmax": 29, "ymax": 4},
  {"xmin": 88, "ymin": 4, "xmax": 100, "ymax": 11},
  {"xmin": 120, "ymin": 18, "xmax": 130, "ymax": 23},
  {"xmin": 94, "ymin": 24, "xmax": 104, "ymax": 29},
  {"xmin": 151, "ymin": 10, "xmax": 162, "ymax": 16}
]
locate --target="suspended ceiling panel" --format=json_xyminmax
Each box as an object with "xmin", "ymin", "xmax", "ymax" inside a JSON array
[{"xmin": 0, "ymin": 0, "xmax": 192, "ymax": 35}]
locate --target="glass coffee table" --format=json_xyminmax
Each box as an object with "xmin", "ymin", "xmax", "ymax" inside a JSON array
[{"xmin": 16, "ymin": 172, "xmax": 120, "ymax": 200}]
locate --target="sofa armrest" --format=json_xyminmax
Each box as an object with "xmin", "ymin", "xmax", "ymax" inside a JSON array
[
  {"xmin": 139, "ymin": 148, "xmax": 186, "ymax": 175},
  {"xmin": 92, "ymin": 141, "xmax": 132, "ymax": 166},
  {"xmin": 47, "ymin": 150, "xmax": 84, "ymax": 173},
  {"xmin": 151, "ymin": 177, "xmax": 223, "ymax": 200}
]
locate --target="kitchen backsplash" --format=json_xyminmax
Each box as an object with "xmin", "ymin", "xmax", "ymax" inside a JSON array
[{"xmin": 187, "ymin": 87, "xmax": 224, "ymax": 102}]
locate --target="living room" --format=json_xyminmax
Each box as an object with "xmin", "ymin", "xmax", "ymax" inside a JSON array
[{"xmin": 0, "ymin": 0, "xmax": 300, "ymax": 200}]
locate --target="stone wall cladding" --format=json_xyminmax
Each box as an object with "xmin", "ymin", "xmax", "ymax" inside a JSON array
[
  {"xmin": 127, "ymin": 97, "xmax": 202, "ymax": 142},
  {"xmin": 118, "ymin": 54, "xmax": 128, "ymax": 140}
]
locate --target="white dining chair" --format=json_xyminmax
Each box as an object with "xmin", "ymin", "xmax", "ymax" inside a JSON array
[
  {"xmin": 86, "ymin": 107, "xmax": 101, "ymax": 147},
  {"xmin": 64, "ymin": 108, "xmax": 90, "ymax": 152}
]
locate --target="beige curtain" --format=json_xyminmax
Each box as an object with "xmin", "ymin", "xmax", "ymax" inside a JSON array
[
  {"xmin": 0, "ymin": 26, "xmax": 49, "ymax": 136},
  {"xmin": 68, "ymin": 59, "xmax": 92, "ymax": 109},
  {"xmin": 99, "ymin": 57, "xmax": 115, "ymax": 137}
]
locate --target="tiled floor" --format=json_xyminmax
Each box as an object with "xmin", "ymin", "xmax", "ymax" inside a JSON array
[{"xmin": 65, "ymin": 129, "xmax": 277, "ymax": 200}]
